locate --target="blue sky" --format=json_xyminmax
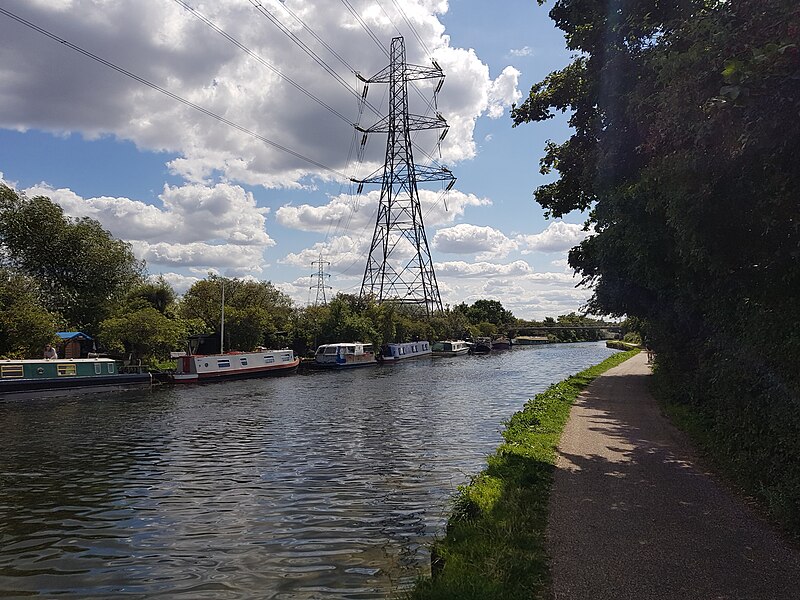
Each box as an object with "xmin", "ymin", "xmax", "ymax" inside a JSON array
[{"xmin": 0, "ymin": 0, "xmax": 589, "ymax": 320}]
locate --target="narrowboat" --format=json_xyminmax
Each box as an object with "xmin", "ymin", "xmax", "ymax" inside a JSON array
[
  {"xmin": 171, "ymin": 348, "xmax": 299, "ymax": 383},
  {"xmin": 491, "ymin": 337, "xmax": 513, "ymax": 350},
  {"xmin": 312, "ymin": 342, "xmax": 376, "ymax": 368},
  {"xmin": 378, "ymin": 341, "xmax": 432, "ymax": 363},
  {"xmin": 469, "ymin": 337, "xmax": 493, "ymax": 355},
  {"xmin": 0, "ymin": 358, "xmax": 152, "ymax": 400},
  {"xmin": 431, "ymin": 340, "xmax": 471, "ymax": 357}
]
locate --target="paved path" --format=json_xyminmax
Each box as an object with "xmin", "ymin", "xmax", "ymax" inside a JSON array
[{"xmin": 548, "ymin": 352, "xmax": 800, "ymax": 600}]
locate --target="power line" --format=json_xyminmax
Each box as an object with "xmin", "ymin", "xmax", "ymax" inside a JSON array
[
  {"xmin": 274, "ymin": 0, "xmax": 358, "ymax": 75},
  {"xmin": 339, "ymin": 0, "xmax": 390, "ymax": 58},
  {"xmin": 388, "ymin": 0, "xmax": 431, "ymax": 59},
  {"xmin": 246, "ymin": 0, "xmax": 375, "ymax": 111},
  {"xmin": 171, "ymin": 0, "xmax": 352, "ymax": 124},
  {"xmin": 0, "ymin": 6, "xmax": 347, "ymax": 179}
]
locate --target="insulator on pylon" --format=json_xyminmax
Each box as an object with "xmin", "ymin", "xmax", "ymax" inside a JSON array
[
  {"xmin": 439, "ymin": 127, "xmax": 449, "ymax": 142},
  {"xmin": 362, "ymin": 84, "xmax": 369, "ymax": 99},
  {"xmin": 361, "ymin": 133, "xmax": 368, "ymax": 147},
  {"xmin": 357, "ymin": 182, "xmax": 364, "ymax": 194},
  {"xmin": 445, "ymin": 179, "xmax": 456, "ymax": 191},
  {"xmin": 435, "ymin": 78, "xmax": 444, "ymax": 94}
]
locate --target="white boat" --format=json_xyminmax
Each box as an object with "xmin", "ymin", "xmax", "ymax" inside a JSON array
[
  {"xmin": 172, "ymin": 349, "xmax": 299, "ymax": 383},
  {"xmin": 378, "ymin": 341, "xmax": 432, "ymax": 362},
  {"xmin": 312, "ymin": 342, "xmax": 377, "ymax": 368},
  {"xmin": 171, "ymin": 281, "xmax": 299, "ymax": 383},
  {"xmin": 431, "ymin": 340, "xmax": 470, "ymax": 357}
]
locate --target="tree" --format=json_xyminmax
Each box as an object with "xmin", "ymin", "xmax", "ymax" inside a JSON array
[
  {"xmin": 0, "ymin": 269, "xmax": 60, "ymax": 358},
  {"xmin": 180, "ymin": 275, "xmax": 294, "ymax": 350},
  {"xmin": 0, "ymin": 185, "xmax": 144, "ymax": 333},
  {"xmin": 99, "ymin": 307, "xmax": 189, "ymax": 362},
  {"xmin": 465, "ymin": 299, "xmax": 514, "ymax": 327},
  {"xmin": 513, "ymin": 0, "xmax": 800, "ymax": 529},
  {"xmin": 126, "ymin": 276, "xmax": 176, "ymax": 314}
]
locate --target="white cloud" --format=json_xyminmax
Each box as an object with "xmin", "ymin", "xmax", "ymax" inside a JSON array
[
  {"xmin": 432, "ymin": 223, "xmax": 517, "ymax": 259},
  {"xmin": 435, "ymin": 260, "xmax": 533, "ymax": 278},
  {"xmin": 517, "ymin": 221, "xmax": 588, "ymax": 254},
  {"xmin": 486, "ymin": 66, "xmax": 522, "ymax": 119},
  {"xmin": 509, "ymin": 46, "xmax": 534, "ymax": 57},
  {"xmin": 156, "ymin": 272, "xmax": 201, "ymax": 295},
  {"xmin": 0, "ymin": 1, "xmax": 521, "ymax": 188},
  {"xmin": 21, "ymin": 181, "xmax": 275, "ymax": 275},
  {"xmin": 279, "ymin": 234, "xmax": 370, "ymax": 276},
  {"xmin": 275, "ymin": 188, "xmax": 491, "ymax": 233}
]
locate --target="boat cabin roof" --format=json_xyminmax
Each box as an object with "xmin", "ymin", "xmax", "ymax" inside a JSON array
[{"xmin": 0, "ymin": 358, "xmax": 116, "ymax": 364}]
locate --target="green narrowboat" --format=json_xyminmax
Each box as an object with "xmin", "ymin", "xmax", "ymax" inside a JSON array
[{"xmin": 0, "ymin": 358, "xmax": 152, "ymax": 400}]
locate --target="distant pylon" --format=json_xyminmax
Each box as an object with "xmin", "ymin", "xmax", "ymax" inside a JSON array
[
  {"xmin": 353, "ymin": 36, "xmax": 455, "ymax": 317},
  {"xmin": 310, "ymin": 255, "xmax": 332, "ymax": 306}
]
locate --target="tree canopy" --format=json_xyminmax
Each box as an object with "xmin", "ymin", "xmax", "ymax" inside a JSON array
[
  {"xmin": 0, "ymin": 185, "xmax": 144, "ymax": 333},
  {"xmin": 514, "ymin": 0, "xmax": 800, "ymax": 529}
]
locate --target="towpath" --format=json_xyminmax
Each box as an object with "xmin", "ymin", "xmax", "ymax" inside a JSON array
[{"xmin": 548, "ymin": 352, "xmax": 800, "ymax": 600}]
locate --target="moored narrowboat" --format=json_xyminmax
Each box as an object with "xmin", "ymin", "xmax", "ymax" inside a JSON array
[
  {"xmin": 311, "ymin": 342, "xmax": 376, "ymax": 368},
  {"xmin": 431, "ymin": 340, "xmax": 470, "ymax": 357},
  {"xmin": 171, "ymin": 348, "xmax": 299, "ymax": 383},
  {"xmin": 0, "ymin": 358, "xmax": 152, "ymax": 400},
  {"xmin": 378, "ymin": 341, "xmax": 432, "ymax": 362}
]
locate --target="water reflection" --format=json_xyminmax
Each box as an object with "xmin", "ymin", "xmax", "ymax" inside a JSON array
[{"xmin": 0, "ymin": 342, "xmax": 617, "ymax": 598}]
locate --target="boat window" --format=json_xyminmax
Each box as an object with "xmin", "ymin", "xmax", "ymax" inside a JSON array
[
  {"xmin": 423, "ymin": 343, "xmax": 428, "ymax": 350},
  {"xmin": 316, "ymin": 347, "xmax": 325, "ymax": 355},
  {"xmin": 399, "ymin": 347, "xmax": 404, "ymax": 355},
  {"xmin": 363, "ymin": 344, "xmax": 373, "ymax": 353},
  {"xmin": 240, "ymin": 358, "xmax": 248, "ymax": 366},
  {"xmin": 57, "ymin": 364, "xmax": 77, "ymax": 376},
  {"xmin": 1, "ymin": 365, "xmax": 24, "ymax": 379},
  {"xmin": 324, "ymin": 346, "xmax": 338, "ymax": 355},
  {"xmin": 264, "ymin": 356, "xmax": 274, "ymax": 363},
  {"xmin": 108, "ymin": 363, "xmax": 115, "ymax": 373},
  {"xmin": 217, "ymin": 359, "xmax": 231, "ymax": 368},
  {"xmin": 346, "ymin": 346, "xmax": 355, "ymax": 354},
  {"xmin": 95, "ymin": 363, "xmax": 101, "ymax": 374},
  {"xmin": 282, "ymin": 353, "xmax": 292, "ymax": 361}
]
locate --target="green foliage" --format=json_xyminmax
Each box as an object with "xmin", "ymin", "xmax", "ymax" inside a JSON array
[
  {"xmin": 126, "ymin": 276, "xmax": 176, "ymax": 314},
  {"xmin": 514, "ymin": 0, "xmax": 800, "ymax": 534},
  {"xmin": 409, "ymin": 350, "xmax": 639, "ymax": 599},
  {"xmin": 99, "ymin": 307, "xmax": 189, "ymax": 362},
  {"xmin": 0, "ymin": 269, "xmax": 60, "ymax": 358},
  {"xmin": 0, "ymin": 185, "xmax": 145, "ymax": 333},
  {"xmin": 180, "ymin": 275, "xmax": 294, "ymax": 350},
  {"xmin": 455, "ymin": 300, "xmax": 515, "ymax": 328}
]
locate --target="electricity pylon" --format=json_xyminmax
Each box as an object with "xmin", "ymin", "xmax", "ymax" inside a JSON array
[
  {"xmin": 353, "ymin": 36, "xmax": 455, "ymax": 317},
  {"xmin": 310, "ymin": 255, "xmax": 332, "ymax": 306}
]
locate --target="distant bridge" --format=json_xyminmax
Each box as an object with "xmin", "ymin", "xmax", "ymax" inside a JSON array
[{"xmin": 514, "ymin": 325, "xmax": 623, "ymax": 334}]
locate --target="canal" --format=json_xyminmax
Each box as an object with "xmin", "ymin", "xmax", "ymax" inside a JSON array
[{"xmin": 0, "ymin": 342, "xmax": 618, "ymax": 599}]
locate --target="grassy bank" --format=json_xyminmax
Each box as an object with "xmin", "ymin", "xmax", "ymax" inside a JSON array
[
  {"xmin": 406, "ymin": 349, "xmax": 639, "ymax": 600},
  {"xmin": 605, "ymin": 340, "xmax": 640, "ymax": 351}
]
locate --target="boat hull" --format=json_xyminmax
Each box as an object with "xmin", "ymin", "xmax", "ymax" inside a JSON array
[
  {"xmin": 172, "ymin": 348, "xmax": 299, "ymax": 384},
  {"xmin": 0, "ymin": 373, "xmax": 152, "ymax": 400}
]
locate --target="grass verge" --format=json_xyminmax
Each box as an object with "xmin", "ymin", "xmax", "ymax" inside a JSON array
[{"xmin": 405, "ymin": 349, "xmax": 640, "ymax": 600}]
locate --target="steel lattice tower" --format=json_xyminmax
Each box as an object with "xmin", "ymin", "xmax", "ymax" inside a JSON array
[
  {"xmin": 354, "ymin": 37, "xmax": 455, "ymax": 317},
  {"xmin": 310, "ymin": 255, "xmax": 332, "ymax": 306}
]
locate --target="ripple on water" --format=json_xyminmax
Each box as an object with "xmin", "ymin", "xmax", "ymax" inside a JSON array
[{"xmin": 0, "ymin": 342, "xmax": 618, "ymax": 598}]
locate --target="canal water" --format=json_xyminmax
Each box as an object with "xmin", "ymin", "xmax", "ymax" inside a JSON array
[{"xmin": 0, "ymin": 342, "xmax": 618, "ymax": 599}]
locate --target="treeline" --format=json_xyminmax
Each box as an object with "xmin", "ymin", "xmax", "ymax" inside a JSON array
[
  {"xmin": 1, "ymin": 185, "xmax": 608, "ymax": 362},
  {"xmin": 513, "ymin": 0, "xmax": 800, "ymax": 531}
]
